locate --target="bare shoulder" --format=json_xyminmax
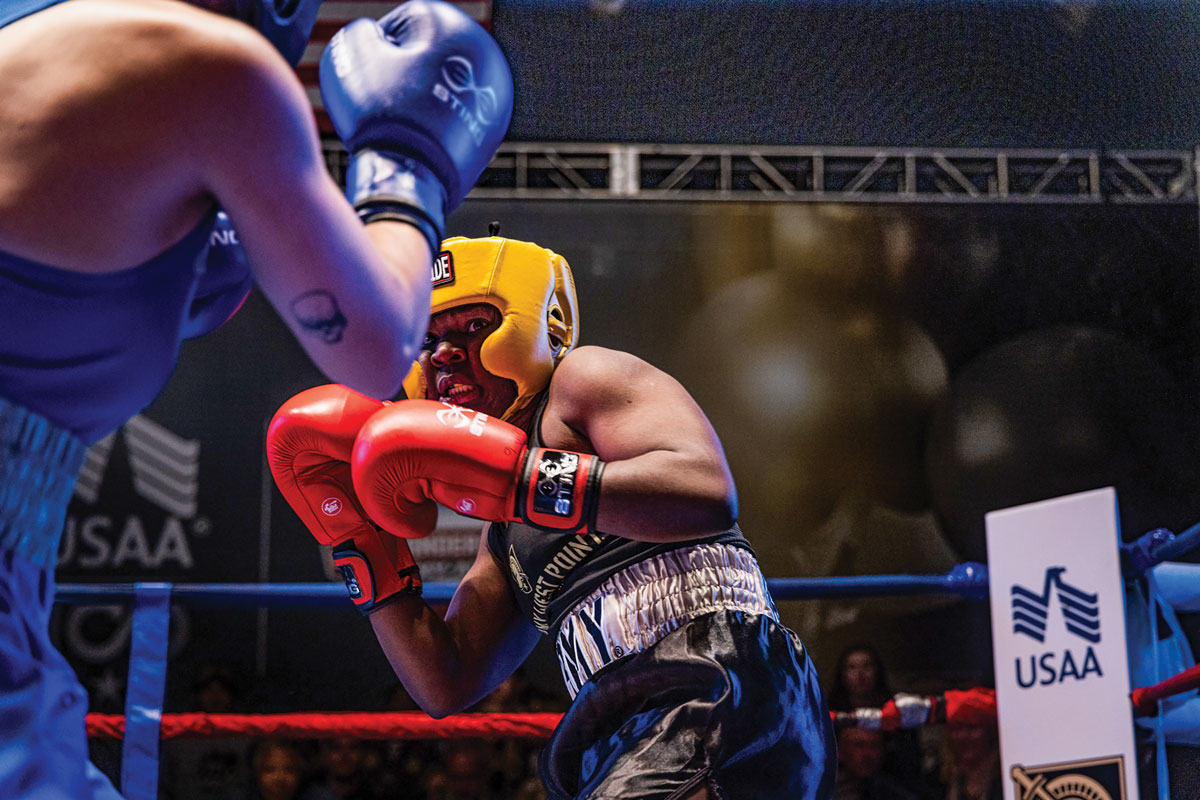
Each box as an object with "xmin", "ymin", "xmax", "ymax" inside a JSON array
[
  {"xmin": 0, "ymin": 0, "xmax": 313, "ymax": 266},
  {"xmin": 546, "ymin": 346, "xmax": 677, "ymax": 420},
  {"xmin": 551, "ymin": 346, "xmax": 655, "ymax": 396},
  {"xmin": 0, "ymin": 0, "xmax": 288, "ymax": 108}
]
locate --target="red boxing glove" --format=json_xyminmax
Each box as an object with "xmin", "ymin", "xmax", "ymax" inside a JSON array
[
  {"xmin": 266, "ymin": 384, "xmax": 387, "ymax": 546},
  {"xmin": 351, "ymin": 400, "xmax": 604, "ymax": 539}
]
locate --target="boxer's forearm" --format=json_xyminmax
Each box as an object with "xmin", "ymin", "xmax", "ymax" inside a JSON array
[
  {"xmin": 369, "ymin": 596, "xmax": 483, "ymax": 718},
  {"xmin": 367, "ymin": 557, "xmax": 538, "ymax": 718}
]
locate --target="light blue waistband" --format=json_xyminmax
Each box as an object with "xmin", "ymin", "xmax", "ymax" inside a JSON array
[{"xmin": 0, "ymin": 397, "xmax": 85, "ymax": 568}]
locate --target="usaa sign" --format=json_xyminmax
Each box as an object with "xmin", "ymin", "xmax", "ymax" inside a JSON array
[
  {"xmin": 986, "ymin": 488, "xmax": 1136, "ymax": 800},
  {"xmin": 1010, "ymin": 567, "xmax": 1104, "ymax": 689}
]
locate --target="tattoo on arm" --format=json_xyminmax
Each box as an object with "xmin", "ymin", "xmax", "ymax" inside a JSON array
[{"xmin": 291, "ymin": 290, "xmax": 347, "ymax": 344}]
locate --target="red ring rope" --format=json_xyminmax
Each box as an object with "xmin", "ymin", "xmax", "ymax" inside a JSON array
[
  {"xmin": 86, "ymin": 711, "xmax": 563, "ymax": 740},
  {"xmin": 83, "ymin": 666, "xmax": 1198, "ymax": 743}
]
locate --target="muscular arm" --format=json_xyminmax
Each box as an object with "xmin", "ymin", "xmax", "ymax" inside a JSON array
[
  {"xmin": 194, "ymin": 25, "xmax": 430, "ymax": 399},
  {"xmin": 546, "ymin": 346, "xmax": 738, "ymax": 542},
  {"xmin": 368, "ymin": 528, "xmax": 540, "ymax": 718}
]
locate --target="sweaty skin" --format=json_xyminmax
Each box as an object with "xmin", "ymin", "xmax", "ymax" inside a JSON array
[{"xmin": 0, "ymin": 0, "xmax": 430, "ymax": 397}]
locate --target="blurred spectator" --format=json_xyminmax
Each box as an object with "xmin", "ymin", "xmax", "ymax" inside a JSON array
[
  {"xmin": 164, "ymin": 662, "xmax": 251, "ymax": 800},
  {"xmin": 474, "ymin": 670, "xmax": 544, "ymax": 796},
  {"xmin": 509, "ymin": 746, "xmax": 549, "ymax": 800},
  {"xmin": 373, "ymin": 682, "xmax": 442, "ymax": 799},
  {"xmin": 932, "ymin": 722, "xmax": 1002, "ymax": 800},
  {"xmin": 247, "ymin": 739, "xmax": 335, "ymax": 800},
  {"xmin": 314, "ymin": 737, "xmax": 383, "ymax": 800},
  {"xmin": 829, "ymin": 644, "xmax": 893, "ymax": 711},
  {"xmin": 835, "ymin": 728, "xmax": 919, "ymax": 800},
  {"xmin": 423, "ymin": 739, "xmax": 503, "ymax": 800},
  {"xmin": 828, "ymin": 645, "xmax": 924, "ymax": 793}
]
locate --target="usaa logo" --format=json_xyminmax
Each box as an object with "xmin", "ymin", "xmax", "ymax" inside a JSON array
[
  {"xmin": 61, "ymin": 414, "xmax": 204, "ymax": 571},
  {"xmin": 1011, "ymin": 567, "xmax": 1103, "ymax": 689}
]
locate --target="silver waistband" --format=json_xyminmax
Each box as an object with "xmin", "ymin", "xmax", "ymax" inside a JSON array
[
  {"xmin": 554, "ymin": 542, "xmax": 777, "ymax": 699},
  {"xmin": 0, "ymin": 398, "xmax": 85, "ymax": 568}
]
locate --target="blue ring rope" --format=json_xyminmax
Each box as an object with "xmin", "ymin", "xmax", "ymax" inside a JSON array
[{"xmin": 55, "ymin": 562, "xmax": 992, "ymax": 607}]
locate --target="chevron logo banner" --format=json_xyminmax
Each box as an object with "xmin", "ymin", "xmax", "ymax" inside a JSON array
[
  {"xmin": 985, "ymin": 487, "xmax": 1135, "ymax": 800},
  {"xmin": 72, "ymin": 415, "xmax": 200, "ymax": 519},
  {"xmin": 1010, "ymin": 567, "xmax": 1101, "ymax": 645}
]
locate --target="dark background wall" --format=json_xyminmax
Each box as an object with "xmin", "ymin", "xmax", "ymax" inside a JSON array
[{"xmin": 493, "ymin": 0, "xmax": 1200, "ymax": 149}]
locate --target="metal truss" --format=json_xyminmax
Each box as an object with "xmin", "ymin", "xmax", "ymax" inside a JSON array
[{"xmin": 321, "ymin": 141, "xmax": 1197, "ymax": 205}]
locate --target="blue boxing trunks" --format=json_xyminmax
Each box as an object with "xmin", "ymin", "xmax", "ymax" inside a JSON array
[
  {"xmin": 540, "ymin": 545, "xmax": 836, "ymax": 800},
  {"xmin": 0, "ymin": 399, "xmax": 122, "ymax": 799}
]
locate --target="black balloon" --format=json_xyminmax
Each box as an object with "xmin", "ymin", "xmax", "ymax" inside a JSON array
[
  {"xmin": 925, "ymin": 325, "xmax": 1200, "ymax": 562},
  {"xmin": 677, "ymin": 271, "xmax": 948, "ymax": 533}
]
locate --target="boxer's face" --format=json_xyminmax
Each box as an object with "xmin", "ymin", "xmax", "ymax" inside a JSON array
[{"xmin": 418, "ymin": 303, "xmax": 517, "ymax": 415}]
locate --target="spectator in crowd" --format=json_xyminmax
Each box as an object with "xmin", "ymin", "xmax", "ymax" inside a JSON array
[
  {"xmin": 835, "ymin": 728, "xmax": 919, "ymax": 800},
  {"xmin": 247, "ymin": 739, "xmax": 335, "ymax": 800},
  {"xmin": 314, "ymin": 737, "xmax": 382, "ymax": 800},
  {"xmin": 164, "ymin": 662, "xmax": 251, "ymax": 800},
  {"xmin": 471, "ymin": 668, "xmax": 552, "ymax": 796},
  {"xmin": 371, "ymin": 682, "xmax": 441, "ymax": 800},
  {"xmin": 932, "ymin": 721, "xmax": 1002, "ymax": 800},
  {"xmin": 828, "ymin": 644, "xmax": 894, "ymax": 711},
  {"xmin": 424, "ymin": 739, "xmax": 503, "ymax": 800},
  {"xmin": 828, "ymin": 644, "xmax": 925, "ymax": 794}
]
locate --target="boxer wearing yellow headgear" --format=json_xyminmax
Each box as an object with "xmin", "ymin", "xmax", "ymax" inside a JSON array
[
  {"xmin": 269, "ymin": 229, "xmax": 835, "ymax": 798},
  {"xmin": 401, "ymin": 234, "xmax": 579, "ymax": 421}
]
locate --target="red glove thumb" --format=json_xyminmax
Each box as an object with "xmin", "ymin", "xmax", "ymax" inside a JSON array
[{"xmin": 267, "ymin": 384, "xmax": 386, "ymax": 545}]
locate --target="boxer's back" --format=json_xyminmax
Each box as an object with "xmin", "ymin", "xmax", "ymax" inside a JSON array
[{"xmin": 0, "ymin": 0, "xmax": 275, "ymax": 273}]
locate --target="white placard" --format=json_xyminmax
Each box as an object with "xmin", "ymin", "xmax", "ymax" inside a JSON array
[{"xmin": 986, "ymin": 487, "xmax": 1136, "ymax": 800}]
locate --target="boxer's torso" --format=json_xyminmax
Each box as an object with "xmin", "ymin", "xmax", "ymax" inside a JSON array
[
  {"xmin": 0, "ymin": 210, "xmax": 218, "ymax": 444},
  {"xmin": 0, "ymin": 0, "xmax": 251, "ymax": 443}
]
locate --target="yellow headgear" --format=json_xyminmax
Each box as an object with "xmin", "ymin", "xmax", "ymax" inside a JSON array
[{"xmin": 403, "ymin": 235, "xmax": 579, "ymax": 420}]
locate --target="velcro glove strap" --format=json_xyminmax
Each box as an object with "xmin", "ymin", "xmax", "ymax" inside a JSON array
[
  {"xmin": 514, "ymin": 447, "xmax": 604, "ymax": 533},
  {"xmin": 345, "ymin": 149, "xmax": 445, "ymax": 256},
  {"xmin": 332, "ymin": 528, "xmax": 422, "ymax": 615}
]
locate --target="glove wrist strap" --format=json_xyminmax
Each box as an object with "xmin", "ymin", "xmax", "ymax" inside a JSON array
[
  {"xmin": 332, "ymin": 528, "xmax": 422, "ymax": 615},
  {"xmin": 345, "ymin": 149, "xmax": 446, "ymax": 255},
  {"xmin": 515, "ymin": 448, "xmax": 604, "ymax": 533}
]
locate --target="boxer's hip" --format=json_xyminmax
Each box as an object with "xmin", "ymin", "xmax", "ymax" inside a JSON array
[
  {"xmin": 553, "ymin": 541, "xmax": 778, "ymax": 698},
  {"xmin": 543, "ymin": 608, "xmax": 836, "ymax": 800}
]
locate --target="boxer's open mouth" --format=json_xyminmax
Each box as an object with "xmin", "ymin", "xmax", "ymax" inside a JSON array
[{"xmin": 438, "ymin": 380, "xmax": 479, "ymax": 404}]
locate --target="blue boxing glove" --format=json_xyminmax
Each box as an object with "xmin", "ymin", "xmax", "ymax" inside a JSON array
[
  {"xmin": 320, "ymin": 0, "xmax": 513, "ymax": 254},
  {"xmin": 182, "ymin": 211, "xmax": 254, "ymax": 340}
]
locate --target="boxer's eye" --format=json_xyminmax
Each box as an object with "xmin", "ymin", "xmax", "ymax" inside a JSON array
[
  {"xmin": 422, "ymin": 332, "xmax": 437, "ymax": 348},
  {"xmin": 466, "ymin": 318, "xmax": 489, "ymax": 333}
]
